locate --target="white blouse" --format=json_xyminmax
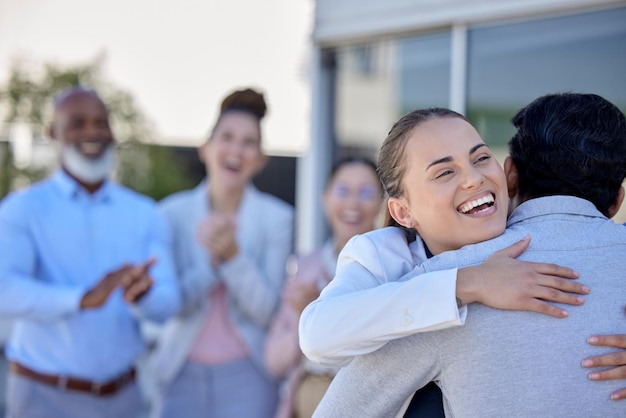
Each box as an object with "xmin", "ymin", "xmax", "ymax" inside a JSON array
[{"xmin": 299, "ymin": 226, "xmax": 467, "ymax": 367}]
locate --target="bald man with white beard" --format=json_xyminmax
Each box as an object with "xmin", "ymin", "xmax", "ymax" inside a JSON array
[{"xmin": 0, "ymin": 87, "xmax": 181, "ymax": 418}]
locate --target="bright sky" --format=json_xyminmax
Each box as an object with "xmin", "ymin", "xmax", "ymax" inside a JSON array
[{"xmin": 0, "ymin": 0, "xmax": 313, "ymax": 154}]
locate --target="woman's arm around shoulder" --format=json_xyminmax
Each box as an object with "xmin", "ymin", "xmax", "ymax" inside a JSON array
[{"xmin": 299, "ymin": 227, "xmax": 463, "ymax": 367}]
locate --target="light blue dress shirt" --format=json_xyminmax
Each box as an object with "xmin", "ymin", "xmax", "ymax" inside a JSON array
[{"xmin": 0, "ymin": 170, "xmax": 180, "ymax": 381}]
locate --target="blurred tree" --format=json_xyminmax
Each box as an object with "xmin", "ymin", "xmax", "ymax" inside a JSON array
[{"xmin": 0, "ymin": 57, "xmax": 196, "ymax": 200}]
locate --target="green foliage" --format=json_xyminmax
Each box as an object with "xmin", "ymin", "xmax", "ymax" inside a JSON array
[
  {"xmin": 135, "ymin": 145, "xmax": 200, "ymax": 202},
  {"xmin": 0, "ymin": 60, "xmax": 99, "ymax": 137},
  {"xmin": 0, "ymin": 57, "xmax": 196, "ymax": 201},
  {"xmin": 0, "ymin": 142, "xmax": 49, "ymax": 198}
]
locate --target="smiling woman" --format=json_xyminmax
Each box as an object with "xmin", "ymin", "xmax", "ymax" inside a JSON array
[
  {"xmin": 264, "ymin": 155, "xmax": 384, "ymax": 418},
  {"xmin": 384, "ymin": 114, "xmax": 508, "ymax": 256},
  {"xmin": 148, "ymin": 87, "xmax": 294, "ymax": 418}
]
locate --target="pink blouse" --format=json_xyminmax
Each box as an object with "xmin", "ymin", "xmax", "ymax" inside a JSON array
[{"xmin": 188, "ymin": 282, "xmax": 248, "ymax": 364}]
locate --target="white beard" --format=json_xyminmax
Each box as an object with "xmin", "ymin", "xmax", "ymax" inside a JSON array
[{"xmin": 60, "ymin": 144, "xmax": 115, "ymax": 184}]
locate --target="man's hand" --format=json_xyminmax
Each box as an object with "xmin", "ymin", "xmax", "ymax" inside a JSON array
[
  {"xmin": 583, "ymin": 332, "xmax": 626, "ymax": 400},
  {"xmin": 80, "ymin": 258, "xmax": 156, "ymax": 309},
  {"xmin": 80, "ymin": 264, "xmax": 133, "ymax": 309},
  {"xmin": 121, "ymin": 258, "xmax": 156, "ymax": 303},
  {"xmin": 196, "ymin": 213, "xmax": 238, "ymax": 266},
  {"xmin": 456, "ymin": 236, "xmax": 589, "ymax": 318}
]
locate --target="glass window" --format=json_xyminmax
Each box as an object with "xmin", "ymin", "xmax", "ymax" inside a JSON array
[
  {"xmin": 466, "ymin": 6, "xmax": 626, "ymax": 223},
  {"xmin": 334, "ymin": 31, "xmax": 451, "ymax": 155},
  {"xmin": 397, "ymin": 32, "xmax": 451, "ymax": 114},
  {"xmin": 467, "ymin": 7, "xmax": 626, "ymax": 148}
]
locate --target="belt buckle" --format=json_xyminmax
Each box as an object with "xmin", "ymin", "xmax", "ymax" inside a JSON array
[
  {"xmin": 91, "ymin": 382, "xmax": 103, "ymax": 396},
  {"xmin": 57, "ymin": 375, "xmax": 69, "ymax": 390}
]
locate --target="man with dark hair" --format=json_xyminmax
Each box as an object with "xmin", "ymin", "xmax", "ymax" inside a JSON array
[
  {"xmin": 313, "ymin": 93, "xmax": 626, "ymax": 417},
  {"xmin": 508, "ymin": 93, "xmax": 625, "ymax": 216},
  {"xmin": 0, "ymin": 86, "xmax": 181, "ymax": 417}
]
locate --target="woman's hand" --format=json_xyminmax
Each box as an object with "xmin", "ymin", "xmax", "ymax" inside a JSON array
[
  {"xmin": 583, "ymin": 332, "xmax": 626, "ymax": 400},
  {"xmin": 456, "ymin": 236, "xmax": 589, "ymax": 318},
  {"xmin": 196, "ymin": 213, "xmax": 239, "ymax": 266},
  {"xmin": 283, "ymin": 279, "xmax": 321, "ymax": 315}
]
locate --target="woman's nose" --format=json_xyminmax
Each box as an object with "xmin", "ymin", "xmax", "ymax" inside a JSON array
[{"xmin": 461, "ymin": 166, "xmax": 485, "ymax": 189}]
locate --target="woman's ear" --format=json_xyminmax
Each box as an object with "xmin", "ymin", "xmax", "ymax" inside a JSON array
[
  {"xmin": 388, "ymin": 197, "xmax": 415, "ymax": 228},
  {"xmin": 607, "ymin": 185, "xmax": 625, "ymax": 219},
  {"xmin": 504, "ymin": 156, "xmax": 518, "ymax": 199}
]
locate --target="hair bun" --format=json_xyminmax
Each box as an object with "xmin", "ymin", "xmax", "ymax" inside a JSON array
[{"xmin": 220, "ymin": 88, "xmax": 267, "ymax": 120}]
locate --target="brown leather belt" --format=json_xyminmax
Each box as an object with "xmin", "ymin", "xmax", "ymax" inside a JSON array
[{"xmin": 9, "ymin": 361, "xmax": 135, "ymax": 397}]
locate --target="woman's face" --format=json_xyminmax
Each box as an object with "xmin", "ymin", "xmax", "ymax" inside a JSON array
[
  {"xmin": 389, "ymin": 117, "xmax": 508, "ymax": 255},
  {"xmin": 323, "ymin": 162, "xmax": 383, "ymax": 249},
  {"xmin": 200, "ymin": 111, "xmax": 265, "ymax": 192}
]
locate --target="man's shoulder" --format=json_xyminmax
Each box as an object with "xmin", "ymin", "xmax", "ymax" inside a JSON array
[
  {"xmin": 0, "ymin": 176, "xmax": 54, "ymax": 214},
  {"xmin": 110, "ymin": 182, "xmax": 157, "ymax": 208},
  {"xmin": 424, "ymin": 231, "xmax": 522, "ymax": 271}
]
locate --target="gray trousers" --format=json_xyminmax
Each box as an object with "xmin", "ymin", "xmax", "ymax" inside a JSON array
[
  {"xmin": 151, "ymin": 358, "xmax": 278, "ymax": 418},
  {"xmin": 5, "ymin": 373, "xmax": 143, "ymax": 418}
]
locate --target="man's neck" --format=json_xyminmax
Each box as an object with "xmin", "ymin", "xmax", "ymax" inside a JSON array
[{"xmin": 62, "ymin": 167, "xmax": 105, "ymax": 195}]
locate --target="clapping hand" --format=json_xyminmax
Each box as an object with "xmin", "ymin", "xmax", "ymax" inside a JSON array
[
  {"xmin": 121, "ymin": 258, "xmax": 156, "ymax": 303},
  {"xmin": 196, "ymin": 213, "xmax": 239, "ymax": 266},
  {"xmin": 283, "ymin": 279, "xmax": 321, "ymax": 315},
  {"xmin": 80, "ymin": 258, "xmax": 157, "ymax": 309}
]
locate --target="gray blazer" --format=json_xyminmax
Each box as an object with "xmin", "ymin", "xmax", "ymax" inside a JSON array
[
  {"xmin": 315, "ymin": 196, "xmax": 626, "ymax": 418},
  {"xmin": 149, "ymin": 181, "xmax": 294, "ymax": 388}
]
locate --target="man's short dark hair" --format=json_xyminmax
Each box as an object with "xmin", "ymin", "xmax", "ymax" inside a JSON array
[{"xmin": 509, "ymin": 93, "xmax": 626, "ymax": 216}]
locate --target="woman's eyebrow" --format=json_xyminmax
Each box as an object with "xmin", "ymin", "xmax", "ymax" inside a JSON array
[
  {"xmin": 426, "ymin": 156, "xmax": 452, "ymax": 170},
  {"xmin": 469, "ymin": 143, "xmax": 487, "ymax": 154},
  {"xmin": 426, "ymin": 143, "xmax": 488, "ymax": 170}
]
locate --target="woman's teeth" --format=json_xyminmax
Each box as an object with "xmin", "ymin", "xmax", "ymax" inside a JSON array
[{"xmin": 458, "ymin": 194, "xmax": 494, "ymax": 214}]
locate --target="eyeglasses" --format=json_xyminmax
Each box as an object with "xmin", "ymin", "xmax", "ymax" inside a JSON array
[{"xmin": 330, "ymin": 184, "xmax": 379, "ymax": 202}]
